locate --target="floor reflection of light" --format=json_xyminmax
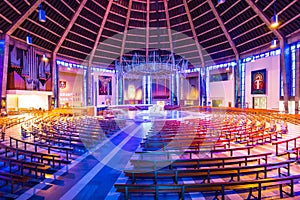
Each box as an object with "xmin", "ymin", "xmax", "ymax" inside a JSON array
[
  {"xmin": 127, "ymin": 110, "xmax": 136, "ymax": 119},
  {"xmin": 45, "ymin": 173, "xmax": 53, "ymax": 179},
  {"xmin": 142, "ymin": 115, "xmax": 149, "ymax": 120}
]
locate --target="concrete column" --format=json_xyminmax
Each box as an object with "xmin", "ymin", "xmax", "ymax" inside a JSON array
[
  {"xmin": 235, "ymin": 58, "xmax": 241, "ymax": 108},
  {"xmin": 280, "ymin": 41, "xmax": 290, "ymax": 113},
  {"xmin": 1, "ymin": 35, "xmax": 9, "ymax": 99},
  {"xmin": 295, "ymin": 48, "xmax": 300, "ymax": 113},
  {"xmin": 52, "ymin": 52, "xmax": 59, "ymax": 108}
]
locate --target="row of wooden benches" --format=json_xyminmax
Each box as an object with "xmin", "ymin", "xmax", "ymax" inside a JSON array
[
  {"xmin": 124, "ymin": 160, "xmax": 292, "ymax": 184},
  {"xmin": 115, "ymin": 174, "xmax": 300, "ymax": 200},
  {"xmin": 130, "ymin": 151, "xmax": 272, "ymax": 169}
]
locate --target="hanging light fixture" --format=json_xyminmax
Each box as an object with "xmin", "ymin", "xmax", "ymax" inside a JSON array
[
  {"xmin": 26, "ymin": 34, "xmax": 32, "ymax": 45},
  {"xmin": 218, "ymin": 0, "xmax": 226, "ymax": 4},
  {"xmin": 42, "ymin": 53, "xmax": 48, "ymax": 62},
  {"xmin": 270, "ymin": 0, "xmax": 279, "ymax": 28},
  {"xmin": 270, "ymin": 38, "xmax": 277, "ymax": 48},
  {"xmin": 26, "ymin": 21, "xmax": 32, "ymax": 45},
  {"xmin": 38, "ymin": 4, "xmax": 46, "ymax": 22}
]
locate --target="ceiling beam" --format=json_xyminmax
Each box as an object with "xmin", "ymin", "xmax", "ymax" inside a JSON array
[
  {"xmin": 119, "ymin": 0, "xmax": 133, "ymax": 63},
  {"xmin": 61, "ymin": 0, "xmax": 75, "ymax": 13},
  {"xmin": 0, "ymin": 14, "xmax": 12, "ymax": 24},
  {"xmin": 24, "ymin": 0, "xmax": 31, "ymax": 6},
  {"xmin": 189, "ymin": 0, "xmax": 207, "ymax": 13},
  {"xmin": 183, "ymin": 0, "xmax": 205, "ymax": 67},
  {"xmin": 18, "ymin": 26, "xmax": 56, "ymax": 45},
  {"xmin": 6, "ymin": 0, "xmax": 45, "ymax": 35},
  {"xmin": 54, "ymin": 0, "xmax": 88, "ymax": 54},
  {"xmin": 280, "ymin": 12, "xmax": 300, "ymax": 29},
  {"xmin": 27, "ymin": 18, "xmax": 60, "ymax": 37},
  {"xmin": 163, "ymin": 0, "xmax": 174, "ymax": 56},
  {"xmin": 220, "ymin": 0, "xmax": 241, "ymax": 16},
  {"xmin": 278, "ymin": 0, "xmax": 298, "ymax": 15},
  {"xmin": 44, "ymin": 1, "xmax": 70, "ymax": 21},
  {"xmin": 208, "ymin": 0, "xmax": 239, "ymax": 58},
  {"xmin": 4, "ymin": 0, "xmax": 21, "ymax": 15},
  {"xmin": 193, "ymin": 9, "xmax": 211, "ymax": 22},
  {"xmin": 229, "ymin": 15, "xmax": 258, "ymax": 33},
  {"xmin": 233, "ymin": 23, "xmax": 265, "ymax": 40},
  {"xmin": 146, "ymin": 0, "xmax": 150, "ymax": 63},
  {"xmin": 245, "ymin": 0, "xmax": 284, "ymax": 40},
  {"xmin": 224, "ymin": 6, "xmax": 250, "ymax": 25},
  {"xmin": 89, "ymin": 0, "xmax": 113, "ymax": 66}
]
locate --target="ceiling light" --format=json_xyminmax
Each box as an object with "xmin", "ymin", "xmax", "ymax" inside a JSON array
[
  {"xmin": 270, "ymin": 15, "xmax": 279, "ymax": 28},
  {"xmin": 270, "ymin": 0, "xmax": 279, "ymax": 29},
  {"xmin": 42, "ymin": 53, "xmax": 48, "ymax": 62},
  {"xmin": 26, "ymin": 34, "xmax": 32, "ymax": 45},
  {"xmin": 38, "ymin": 4, "xmax": 46, "ymax": 22},
  {"xmin": 270, "ymin": 39, "xmax": 277, "ymax": 48},
  {"xmin": 218, "ymin": 0, "xmax": 226, "ymax": 4}
]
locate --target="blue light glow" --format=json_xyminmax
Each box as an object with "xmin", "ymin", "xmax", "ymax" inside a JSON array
[
  {"xmin": 241, "ymin": 48, "xmax": 281, "ymax": 64},
  {"xmin": 56, "ymin": 59, "xmax": 114, "ymax": 73}
]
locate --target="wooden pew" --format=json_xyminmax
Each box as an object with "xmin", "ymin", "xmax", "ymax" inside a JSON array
[
  {"xmin": 210, "ymin": 146, "xmax": 253, "ymax": 158},
  {"xmin": 286, "ymin": 146, "xmax": 300, "ymax": 162},
  {"xmin": 115, "ymin": 174, "xmax": 300, "ymax": 200},
  {"xmin": 246, "ymin": 131, "xmax": 280, "ymax": 146},
  {"xmin": 0, "ymin": 171, "xmax": 30, "ymax": 193},
  {"xmin": 33, "ymin": 132, "xmax": 85, "ymax": 149},
  {"xmin": 135, "ymin": 146, "xmax": 254, "ymax": 159},
  {"xmin": 0, "ymin": 156, "xmax": 50, "ymax": 179},
  {"xmin": 0, "ymin": 143, "xmax": 65, "ymax": 168},
  {"xmin": 141, "ymin": 138, "xmax": 229, "ymax": 151},
  {"xmin": 9, "ymin": 137, "xmax": 73, "ymax": 161},
  {"xmin": 130, "ymin": 152, "xmax": 272, "ymax": 170},
  {"xmin": 124, "ymin": 160, "xmax": 292, "ymax": 184},
  {"xmin": 272, "ymin": 136, "xmax": 300, "ymax": 156}
]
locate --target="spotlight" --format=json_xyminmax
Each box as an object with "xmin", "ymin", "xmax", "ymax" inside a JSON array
[
  {"xmin": 270, "ymin": 39, "xmax": 277, "ymax": 48},
  {"xmin": 26, "ymin": 34, "xmax": 32, "ymax": 45},
  {"xmin": 38, "ymin": 4, "xmax": 46, "ymax": 22},
  {"xmin": 270, "ymin": 0, "xmax": 279, "ymax": 29},
  {"xmin": 218, "ymin": 0, "xmax": 226, "ymax": 4},
  {"xmin": 270, "ymin": 15, "xmax": 279, "ymax": 28},
  {"xmin": 42, "ymin": 53, "xmax": 48, "ymax": 62}
]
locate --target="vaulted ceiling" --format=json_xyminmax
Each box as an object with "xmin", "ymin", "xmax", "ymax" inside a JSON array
[{"xmin": 0, "ymin": 0, "xmax": 299, "ymax": 68}]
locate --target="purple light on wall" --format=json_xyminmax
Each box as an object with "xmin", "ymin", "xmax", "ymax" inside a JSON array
[{"xmin": 0, "ymin": 40, "xmax": 5, "ymax": 100}]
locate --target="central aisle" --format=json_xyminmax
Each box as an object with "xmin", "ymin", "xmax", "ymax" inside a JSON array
[{"xmin": 18, "ymin": 121, "xmax": 147, "ymax": 200}]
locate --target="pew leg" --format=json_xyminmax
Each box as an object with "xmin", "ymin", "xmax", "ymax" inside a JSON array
[
  {"xmin": 255, "ymin": 172, "xmax": 260, "ymax": 180},
  {"xmin": 214, "ymin": 190, "xmax": 219, "ymax": 200},
  {"xmin": 247, "ymin": 188, "xmax": 253, "ymax": 200},
  {"xmin": 280, "ymin": 184, "xmax": 283, "ymax": 198},
  {"xmin": 258, "ymin": 184, "xmax": 262, "ymax": 199},
  {"xmin": 290, "ymin": 180, "xmax": 294, "ymax": 197},
  {"xmin": 221, "ymin": 189, "xmax": 225, "ymax": 200},
  {"xmin": 155, "ymin": 186, "xmax": 158, "ymax": 200},
  {"xmin": 11, "ymin": 182, "xmax": 14, "ymax": 194},
  {"xmin": 124, "ymin": 187, "xmax": 129, "ymax": 200},
  {"xmin": 180, "ymin": 186, "xmax": 185, "ymax": 200}
]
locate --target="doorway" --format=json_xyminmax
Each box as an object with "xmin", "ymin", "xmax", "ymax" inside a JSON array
[{"xmin": 253, "ymin": 97, "xmax": 267, "ymax": 109}]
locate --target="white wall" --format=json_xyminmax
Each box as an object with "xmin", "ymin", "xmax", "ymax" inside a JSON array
[
  {"xmin": 59, "ymin": 71, "xmax": 84, "ymax": 107},
  {"xmin": 209, "ymin": 79, "xmax": 235, "ymax": 107},
  {"xmin": 18, "ymin": 95, "xmax": 48, "ymax": 110},
  {"xmin": 7, "ymin": 94, "xmax": 48, "ymax": 110},
  {"xmin": 245, "ymin": 55, "xmax": 280, "ymax": 110},
  {"xmin": 279, "ymin": 101, "xmax": 298, "ymax": 113}
]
